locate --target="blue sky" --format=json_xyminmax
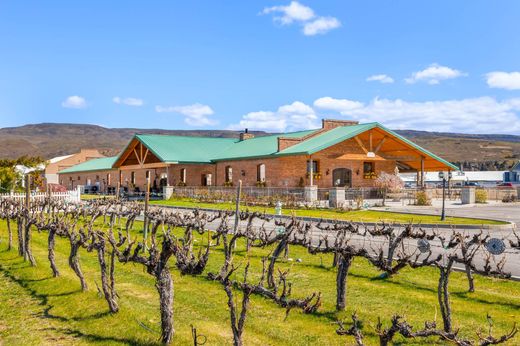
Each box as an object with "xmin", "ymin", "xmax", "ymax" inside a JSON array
[{"xmin": 1, "ymin": 1, "xmax": 520, "ymax": 134}]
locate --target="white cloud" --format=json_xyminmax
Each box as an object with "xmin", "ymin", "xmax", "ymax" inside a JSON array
[
  {"xmin": 155, "ymin": 103, "xmax": 217, "ymax": 126},
  {"xmin": 262, "ymin": 1, "xmax": 340, "ymax": 36},
  {"xmin": 113, "ymin": 96, "xmax": 144, "ymax": 106},
  {"xmin": 313, "ymin": 96, "xmax": 520, "ymax": 134},
  {"xmin": 303, "ymin": 16, "xmax": 341, "ymax": 36},
  {"xmin": 262, "ymin": 1, "xmax": 315, "ymax": 24},
  {"xmin": 228, "ymin": 101, "xmax": 318, "ymax": 132},
  {"xmin": 366, "ymin": 74, "xmax": 394, "ymax": 84},
  {"xmin": 486, "ymin": 71, "xmax": 520, "ymax": 90},
  {"xmin": 61, "ymin": 95, "xmax": 87, "ymax": 109},
  {"xmin": 405, "ymin": 64, "xmax": 466, "ymax": 84},
  {"xmin": 313, "ymin": 96, "xmax": 364, "ymax": 112}
]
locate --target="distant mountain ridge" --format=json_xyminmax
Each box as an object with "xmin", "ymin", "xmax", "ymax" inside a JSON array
[{"xmin": 1, "ymin": 123, "xmax": 519, "ymax": 169}]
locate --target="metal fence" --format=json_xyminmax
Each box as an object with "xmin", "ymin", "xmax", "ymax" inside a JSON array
[{"xmin": 169, "ymin": 185, "xmax": 518, "ymax": 204}]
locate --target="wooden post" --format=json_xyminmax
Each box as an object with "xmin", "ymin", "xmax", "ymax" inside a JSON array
[
  {"xmin": 309, "ymin": 157, "xmax": 314, "ymax": 186},
  {"xmin": 25, "ymin": 175, "xmax": 31, "ymax": 210},
  {"xmin": 143, "ymin": 175, "xmax": 150, "ymax": 247},
  {"xmin": 233, "ymin": 180, "xmax": 242, "ymax": 250},
  {"xmin": 116, "ymin": 181, "xmax": 121, "ymax": 201},
  {"xmin": 420, "ymin": 157, "xmax": 425, "ymax": 188}
]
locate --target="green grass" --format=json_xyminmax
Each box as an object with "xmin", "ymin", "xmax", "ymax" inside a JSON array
[
  {"xmin": 0, "ymin": 219, "xmax": 518, "ymax": 345},
  {"xmin": 151, "ymin": 198, "xmax": 507, "ymax": 225}
]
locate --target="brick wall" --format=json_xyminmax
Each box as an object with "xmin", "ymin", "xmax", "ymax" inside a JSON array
[{"xmin": 213, "ymin": 138, "xmax": 397, "ymax": 188}]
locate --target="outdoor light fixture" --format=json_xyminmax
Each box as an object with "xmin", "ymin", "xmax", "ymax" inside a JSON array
[{"xmin": 367, "ymin": 151, "xmax": 375, "ymax": 158}]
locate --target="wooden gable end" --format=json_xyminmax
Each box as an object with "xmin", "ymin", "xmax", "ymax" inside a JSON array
[{"xmin": 114, "ymin": 138, "xmax": 163, "ymax": 169}]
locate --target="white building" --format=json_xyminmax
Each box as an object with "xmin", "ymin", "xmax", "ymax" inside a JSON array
[{"xmin": 400, "ymin": 170, "xmax": 505, "ymax": 187}]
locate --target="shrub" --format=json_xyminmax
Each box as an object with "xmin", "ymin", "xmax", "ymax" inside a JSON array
[
  {"xmin": 502, "ymin": 194, "xmax": 517, "ymax": 203},
  {"xmin": 475, "ymin": 189, "xmax": 487, "ymax": 203},
  {"xmin": 415, "ymin": 191, "xmax": 431, "ymax": 206}
]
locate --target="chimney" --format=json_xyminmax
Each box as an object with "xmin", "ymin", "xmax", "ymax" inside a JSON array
[
  {"xmin": 322, "ymin": 119, "xmax": 359, "ymax": 130},
  {"xmin": 239, "ymin": 128, "xmax": 255, "ymax": 141}
]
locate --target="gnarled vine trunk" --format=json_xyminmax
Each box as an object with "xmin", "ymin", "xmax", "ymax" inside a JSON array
[
  {"xmin": 17, "ymin": 217, "xmax": 25, "ymax": 257},
  {"xmin": 268, "ymin": 238, "xmax": 287, "ymax": 288},
  {"xmin": 7, "ymin": 216, "xmax": 13, "ymax": 251},
  {"xmin": 24, "ymin": 220, "xmax": 36, "ymax": 266},
  {"xmin": 69, "ymin": 237, "xmax": 88, "ymax": 291},
  {"xmin": 97, "ymin": 243, "xmax": 119, "ymax": 313},
  {"xmin": 336, "ymin": 252, "xmax": 353, "ymax": 311},
  {"xmin": 48, "ymin": 229, "xmax": 60, "ymax": 277},
  {"xmin": 154, "ymin": 253, "xmax": 174, "ymax": 344}
]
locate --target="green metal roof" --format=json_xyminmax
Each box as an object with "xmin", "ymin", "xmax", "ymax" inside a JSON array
[
  {"xmin": 211, "ymin": 129, "xmax": 317, "ymax": 161},
  {"xmin": 58, "ymin": 156, "xmax": 118, "ymax": 174},
  {"xmin": 134, "ymin": 134, "xmax": 237, "ymax": 164},
  {"xmin": 276, "ymin": 123, "xmax": 376, "ymax": 156}
]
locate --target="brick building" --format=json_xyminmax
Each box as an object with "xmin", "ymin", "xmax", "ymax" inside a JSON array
[
  {"xmin": 58, "ymin": 119, "xmax": 457, "ymax": 193},
  {"xmin": 45, "ymin": 149, "xmax": 106, "ymax": 185}
]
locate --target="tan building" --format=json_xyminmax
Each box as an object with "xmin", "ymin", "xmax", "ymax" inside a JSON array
[
  {"xmin": 58, "ymin": 119, "xmax": 457, "ymax": 194},
  {"xmin": 45, "ymin": 149, "xmax": 105, "ymax": 185}
]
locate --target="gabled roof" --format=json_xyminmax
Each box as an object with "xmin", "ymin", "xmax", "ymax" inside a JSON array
[
  {"xmin": 275, "ymin": 123, "xmax": 458, "ymax": 170},
  {"xmin": 59, "ymin": 156, "xmax": 118, "ymax": 174},
  {"xmin": 134, "ymin": 134, "xmax": 237, "ymax": 164}
]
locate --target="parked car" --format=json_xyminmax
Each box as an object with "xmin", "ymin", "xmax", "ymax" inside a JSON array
[
  {"xmin": 497, "ymin": 182, "xmax": 514, "ymax": 189},
  {"xmin": 464, "ymin": 182, "xmax": 480, "ymax": 187}
]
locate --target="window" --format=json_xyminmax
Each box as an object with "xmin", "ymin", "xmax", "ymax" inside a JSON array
[
  {"xmin": 202, "ymin": 173, "xmax": 212, "ymax": 186},
  {"xmin": 257, "ymin": 164, "xmax": 266, "ymax": 182},
  {"xmin": 131, "ymin": 172, "xmax": 136, "ymax": 185},
  {"xmin": 107, "ymin": 173, "xmax": 111, "ymax": 186},
  {"xmin": 225, "ymin": 166, "xmax": 233, "ymax": 183},
  {"xmin": 146, "ymin": 170, "xmax": 151, "ymax": 180},
  {"xmin": 180, "ymin": 168, "xmax": 186, "ymax": 183},
  {"xmin": 69, "ymin": 176, "xmax": 73, "ymax": 181},
  {"xmin": 306, "ymin": 160, "xmax": 319, "ymax": 173},
  {"xmin": 77, "ymin": 176, "xmax": 80, "ymax": 181},
  {"xmin": 363, "ymin": 162, "xmax": 375, "ymax": 179}
]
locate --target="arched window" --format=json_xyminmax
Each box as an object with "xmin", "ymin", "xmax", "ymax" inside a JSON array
[
  {"xmin": 202, "ymin": 173, "xmax": 212, "ymax": 186},
  {"xmin": 225, "ymin": 166, "xmax": 233, "ymax": 183},
  {"xmin": 257, "ymin": 164, "xmax": 266, "ymax": 182}
]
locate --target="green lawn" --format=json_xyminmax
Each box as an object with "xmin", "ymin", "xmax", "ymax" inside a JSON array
[
  {"xmin": 0, "ymin": 219, "xmax": 518, "ymax": 345},
  {"xmin": 151, "ymin": 198, "xmax": 507, "ymax": 225}
]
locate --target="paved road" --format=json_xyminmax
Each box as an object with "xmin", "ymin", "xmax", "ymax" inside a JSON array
[
  {"xmin": 372, "ymin": 201, "xmax": 520, "ymax": 227},
  {"xmin": 150, "ymin": 204, "xmax": 520, "ymax": 278}
]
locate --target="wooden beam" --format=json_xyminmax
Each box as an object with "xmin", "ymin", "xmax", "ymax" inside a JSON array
[
  {"xmin": 142, "ymin": 148, "xmax": 149, "ymax": 168},
  {"xmin": 354, "ymin": 136, "xmax": 368, "ymax": 154},
  {"xmin": 133, "ymin": 148, "xmax": 142, "ymax": 166},
  {"xmin": 381, "ymin": 155, "xmax": 421, "ymax": 161},
  {"xmin": 369, "ymin": 131, "xmax": 373, "ymax": 152},
  {"xmin": 373, "ymin": 136, "xmax": 387, "ymax": 154}
]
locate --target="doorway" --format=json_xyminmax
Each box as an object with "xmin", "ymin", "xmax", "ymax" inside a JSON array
[{"xmin": 332, "ymin": 168, "xmax": 352, "ymax": 187}]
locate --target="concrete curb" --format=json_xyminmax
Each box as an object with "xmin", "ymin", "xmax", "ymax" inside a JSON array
[{"xmin": 151, "ymin": 204, "xmax": 514, "ymax": 230}]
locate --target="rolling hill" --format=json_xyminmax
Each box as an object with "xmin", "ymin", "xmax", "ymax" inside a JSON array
[{"xmin": 1, "ymin": 123, "xmax": 519, "ymax": 170}]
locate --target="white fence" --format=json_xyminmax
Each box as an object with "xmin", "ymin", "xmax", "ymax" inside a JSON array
[{"xmin": 0, "ymin": 188, "xmax": 81, "ymax": 204}]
